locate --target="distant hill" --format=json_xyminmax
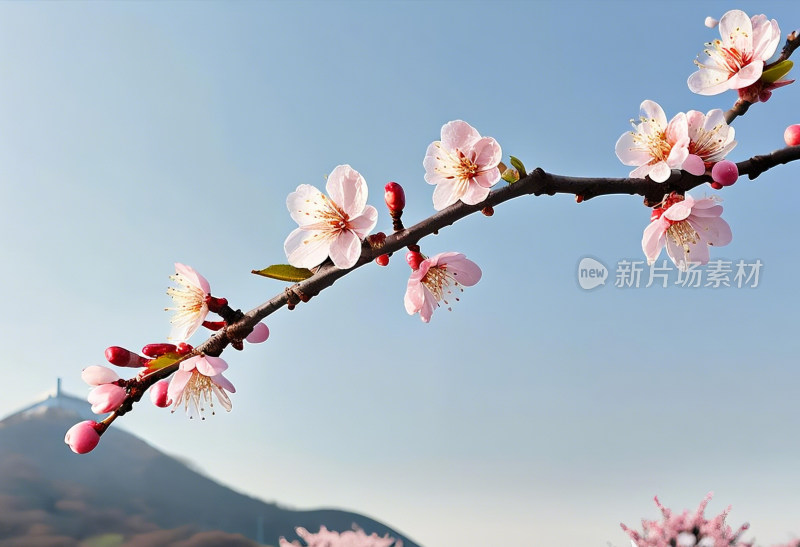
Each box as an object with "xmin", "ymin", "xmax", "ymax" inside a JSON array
[{"xmin": 0, "ymin": 387, "xmax": 420, "ymax": 547}]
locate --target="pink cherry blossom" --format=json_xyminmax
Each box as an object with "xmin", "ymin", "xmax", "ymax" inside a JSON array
[
  {"xmin": 688, "ymin": 10, "xmax": 781, "ymax": 96},
  {"xmin": 64, "ymin": 421, "xmax": 102, "ymax": 454},
  {"xmin": 87, "ymin": 383, "xmax": 127, "ymax": 414},
  {"xmin": 642, "ymin": 193, "xmax": 732, "ymax": 271},
  {"xmin": 615, "ymin": 100, "xmax": 690, "ymax": 183},
  {"xmin": 279, "ymin": 526, "xmax": 402, "ymax": 547},
  {"xmin": 404, "ymin": 252, "xmax": 482, "ymax": 323},
  {"xmin": 682, "ymin": 109, "xmax": 737, "ymax": 175},
  {"xmin": 423, "ymin": 120, "xmax": 502, "ymax": 210},
  {"xmin": 166, "ymin": 263, "xmax": 211, "ymax": 342},
  {"xmin": 284, "ymin": 165, "xmax": 378, "ymax": 270},
  {"xmin": 621, "ymin": 493, "xmax": 754, "ymax": 547},
  {"xmin": 168, "ymin": 354, "xmax": 236, "ymax": 419}
]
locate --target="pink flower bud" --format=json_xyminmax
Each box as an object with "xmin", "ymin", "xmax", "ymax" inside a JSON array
[
  {"xmin": 105, "ymin": 346, "xmax": 147, "ymax": 368},
  {"xmin": 384, "ymin": 182, "xmax": 406, "ymax": 213},
  {"xmin": 406, "ymin": 251, "xmax": 423, "ymax": 271},
  {"xmin": 711, "ymin": 160, "xmax": 738, "ymax": 187},
  {"xmin": 785, "ymin": 124, "xmax": 800, "ymax": 147},
  {"xmin": 65, "ymin": 421, "xmax": 101, "ymax": 454},
  {"xmin": 245, "ymin": 322, "xmax": 270, "ymax": 344},
  {"xmin": 88, "ymin": 384, "xmax": 127, "ymax": 414},
  {"xmin": 704, "ymin": 16, "xmax": 719, "ymax": 28},
  {"xmin": 141, "ymin": 343, "xmax": 178, "ymax": 358},
  {"xmin": 81, "ymin": 365, "xmax": 120, "ymax": 386},
  {"xmin": 149, "ymin": 380, "xmax": 172, "ymax": 408}
]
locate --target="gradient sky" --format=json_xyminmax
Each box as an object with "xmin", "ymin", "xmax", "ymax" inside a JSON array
[{"xmin": 1, "ymin": 1, "xmax": 799, "ymax": 546}]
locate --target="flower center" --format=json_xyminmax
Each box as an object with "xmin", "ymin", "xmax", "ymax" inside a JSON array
[
  {"xmin": 688, "ymin": 123, "xmax": 728, "ymax": 165},
  {"xmin": 699, "ymin": 39, "xmax": 755, "ymax": 77},
  {"xmin": 174, "ymin": 371, "xmax": 231, "ymax": 420},
  {"xmin": 166, "ymin": 274, "xmax": 207, "ymax": 316},
  {"xmin": 457, "ymin": 150, "xmax": 479, "ymax": 180},
  {"xmin": 421, "ymin": 265, "xmax": 463, "ymax": 310},
  {"xmin": 666, "ymin": 220, "xmax": 699, "ymax": 254}
]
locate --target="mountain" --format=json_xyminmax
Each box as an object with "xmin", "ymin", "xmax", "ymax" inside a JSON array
[{"xmin": 0, "ymin": 382, "xmax": 419, "ymax": 547}]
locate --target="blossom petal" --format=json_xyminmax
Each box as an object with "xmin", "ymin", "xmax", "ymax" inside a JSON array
[
  {"xmin": 284, "ymin": 227, "xmax": 332, "ymax": 269},
  {"xmin": 640, "ymin": 100, "xmax": 667, "ymax": 128},
  {"xmin": 287, "ymin": 184, "xmax": 327, "ymax": 227},
  {"xmin": 326, "ymin": 165, "xmax": 368, "ymax": 217},
  {"xmin": 642, "ymin": 218, "xmax": 668, "ymax": 264},
  {"xmin": 348, "ymin": 206, "xmax": 378, "ymax": 239},
  {"xmin": 648, "ymin": 162, "xmax": 672, "ymax": 183},
  {"xmin": 175, "ymin": 263, "xmax": 211, "ymax": 294},
  {"xmin": 404, "ymin": 279, "xmax": 425, "ymax": 315},
  {"xmin": 682, "ymin": 154, "xmax": 706, "ymax": 176},
  {"xmin": 167, "ymin": 370, "xmax": 192, "ymax": 402},
  {"xmin": 432, "ymin": 178, "xmax": 467, "ymax": 210},
  {"xmin": 328, "ymin": 229, "xmax": 361, "ymax": 269},
  {"xmin": 460, "ymin": 181, "xmax": 491, "ymax": 205},
  {"xmin": 616, "ymin": 132, "xmax": 653, "ymax": 166},
  {"xmin": 441, "ymin": 120, "xmax": 480, "ymax": 150}
]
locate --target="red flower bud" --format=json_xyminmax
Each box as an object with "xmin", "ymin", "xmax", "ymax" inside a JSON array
[
  {"xmin": 105, "ymin": 346, "xmax": 147, "ymax": 368},
  {"xmin": 384, "ymin": 182, "xmax": 406, "ymax": 213},
  {"xmin": 406, "ymin": 251, "xmax": 424, "ymax": 270},
  {"xmin": 176, "ymin": 343, "xmax": 194, "ymax": 355},
  {"xmin": 375, "ymin": 254, "xmax": 390, "ymax": 266},
  {"xmin": 141, "ymin": 343, "xmax": 178, "ymax": 358},
  {"xmin": 150, "ymin": 380, "xmax": 172, "ymax": 408}
]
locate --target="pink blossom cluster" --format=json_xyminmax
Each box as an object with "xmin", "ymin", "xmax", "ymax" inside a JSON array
[
  {"xmin": 621, "ymin": 493, "xmax": 753, "ymax": 547},
  {"xmin": 622, "ymin": 494, "xmax": 799, "ymax": 547},
  {"xmin": 615, "ymin": 101, "xmax": 736, "ymax": 183},
  {"xmin": 279, "ymin": 526, "xmax": 402, "ymax": 547}
]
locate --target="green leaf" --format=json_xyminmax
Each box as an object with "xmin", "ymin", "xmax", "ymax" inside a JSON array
[
  {"xmin": 762, "ymin": 60, "xmax": 793, "ymax": 83},
  {"xmin": 509, "ymin": 155, "xmax": 527, "ymax": 177},
  {"xmin": 252, "ymin": 264, "xmax": 314, "ymax": 282},
  {"xmin": 147, "ymin": 353, "xmax": 181, "ymax": 370}
]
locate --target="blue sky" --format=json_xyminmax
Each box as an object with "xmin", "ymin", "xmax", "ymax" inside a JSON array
[{"xmin": 1, "ymin": 1, "xmax": 799, "ymax": 546}]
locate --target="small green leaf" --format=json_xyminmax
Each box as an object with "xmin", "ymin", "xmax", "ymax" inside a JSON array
[
  {"xmin": 147, "ymin": 353, "xmax": 181, "ymax": 371},
  {"xmin": 509, "ymin": 155, "xmax": 527, "ymax": 177},
  {"xmin": 762, "ymin": 59, "xmax": 793, "ymax": 83},
  {"xmin": 252, "ymin": 264, "xmax": 314, "ymax": 282}
]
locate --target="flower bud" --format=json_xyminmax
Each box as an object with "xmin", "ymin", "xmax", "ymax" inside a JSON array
[
  {"xmin": 176, "ymin": 343, "xmax": 193, "ymax": 355},
  {"xmin": 384, "ymin": 182, "xmax": 406, "ymax": 213},
  {"xmin": 711, "ymin": 160, "xmax": 738, "ymax": 187},
  {"xmin": 375, "ymin": 254, "xmax": 390, "ymax": 266},
  {"xmin": 65, "ymin": 421, "xmax": 102, "ymax": 454},
  {"xmin": 141, "ymin": 343, "xmax": 178, "ymax": 358},
  {"xmin": 105, "ymin": 346, "xmax": 147, "ymax": 368},
  {"xmin": 406, "ymin": 251, "xmax": 424, "ymax": 270},
  {"xmin": 785, "ymin": 124, "xmax": 800, "ymax": 147},
  {"xmin": 149, "ymin": 380, "xmax": 172, "ymax": 408},
  {"xmin": 81, "ymin": 365, "xmax": 120, "ymax": 386},
  {"xmin": 245, "ymin": 322, "xmax": 270, "ymax": 344},
  {"xmin": 88, "ymin": 384, "xmax": 127, "ymax": 414},
  {"xmin": 704, "ymin": 16, "xmax": 719, "ymax": 28}
]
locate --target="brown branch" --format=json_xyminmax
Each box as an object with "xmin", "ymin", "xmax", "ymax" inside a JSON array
[
  {"xmin": 194, "ymin": 145, "xmax": 800, "ymax": 358},
  {"xmin": 99, "ymin": 144, "xmax": 800, "ymax": 429}
]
